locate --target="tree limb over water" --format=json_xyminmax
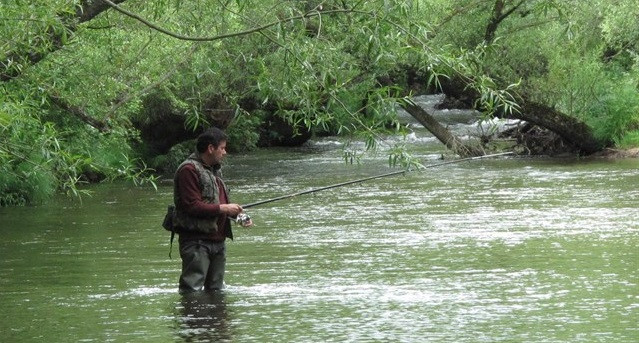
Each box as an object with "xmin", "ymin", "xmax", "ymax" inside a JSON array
[
  {"xmin": 400, "ymin": 99, "xmax": 484, "ymax": 157},
  {"xmin": 436, "ymin": 75, "xmax": 603, "ymax": 155},
  {"xmin": 1, "ymin": 1, "xmax": 635, "ymax": 206},
  {"xmin": 48, "ymin": 92, "xmax": 110, "ymax": 133}
]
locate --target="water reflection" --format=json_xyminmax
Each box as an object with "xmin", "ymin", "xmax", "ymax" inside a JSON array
[{"xmin": 176, "ymin": 292, "xmax": 231, "ymax": 342}]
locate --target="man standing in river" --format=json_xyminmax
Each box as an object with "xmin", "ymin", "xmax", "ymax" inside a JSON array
[{"xmin": 172, "ymin": 127, "xmax": 251, "ymax": 293}]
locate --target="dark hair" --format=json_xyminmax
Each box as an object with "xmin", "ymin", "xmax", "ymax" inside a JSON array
[{"xmin": 196, "ymin": 127, "xmax": 228, "ymax": 153}]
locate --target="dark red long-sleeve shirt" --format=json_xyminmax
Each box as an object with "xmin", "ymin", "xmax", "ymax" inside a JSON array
[{"xmin": 175, "ymin": 163, "xmax": 229, "ymax": 242}]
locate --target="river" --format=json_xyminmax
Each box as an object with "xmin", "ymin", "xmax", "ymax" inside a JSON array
[{"xmin": 1, "ymin": 100, "xmax": 638, "ymax": 342}]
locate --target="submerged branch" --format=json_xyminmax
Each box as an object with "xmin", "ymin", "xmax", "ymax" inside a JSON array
[{"xmin": 401, "ymin": 99, "xmax": 484, "ymax": 157}]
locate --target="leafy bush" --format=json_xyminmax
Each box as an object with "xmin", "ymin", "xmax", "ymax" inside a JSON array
[
  {"xmin": 586, "ymin": 79, "xmax": 639, "ymax": 145},
  {"xmin": 615, "ymin": 130, "xmax": 639, "ymax": 148},
  {"xmin": 148, "ymin": 141, "xmax": 193, "ymax": 177},
  {"xmin": 0, "ymin": 84, "xmax": 157, "ymax": 206},
  {"xmin": 225, "ymin": 109, "xmax": 263, "ymax": 153}
]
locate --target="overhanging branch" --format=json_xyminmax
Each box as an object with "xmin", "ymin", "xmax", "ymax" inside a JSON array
[
  {"xmin": 1, "ymin": 0, "xmax": 126, "ymax": 82},
  {"xmin": 48, "ymin": 93, "xmax": 110, "ymax": 132},
  {"xmin": 101, "ymin": 0, "xmax": 368, "ymax": 42}
]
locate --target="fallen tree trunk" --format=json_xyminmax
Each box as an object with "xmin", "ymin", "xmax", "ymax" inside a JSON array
[
  {"xmin": 400, "ymin": 101, "xmax": 484, "ymax": 157},
  {"xmin": 512, "ymin": 101, "xmax": 604, "ymax": 154},
  {"xmin": 437, "ymin": 76, "xmax": 604, "ymax": 155}
]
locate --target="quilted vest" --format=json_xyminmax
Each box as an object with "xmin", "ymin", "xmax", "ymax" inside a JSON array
[{"xmin": 173, "ymin": 153, "xmax": 228, "ymax": 234}]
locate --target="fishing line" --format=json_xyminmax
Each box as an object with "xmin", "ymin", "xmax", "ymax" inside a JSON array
[{"xmin": 239, "ymin": 151, "xmax": 514, "ymax": 211}]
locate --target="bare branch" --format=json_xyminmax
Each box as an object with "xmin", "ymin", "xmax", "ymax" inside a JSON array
[
  {"xmin": 101, "ymin": 0, "xmax": 368, "ymax": 42},
  {"xmin": 485, "ymin": 0, "xmax": 527, "ymax": 44},
  {"xmin": 401, "ymin": 100, "xmax": 484, "ymax": 157},
  {"xmin": 498, "ymin": 0, "xmax": 526, "ymax": 22},
  {"xmin": 48, "ymin": 93, "xmax": 110, "ymax": 132}
]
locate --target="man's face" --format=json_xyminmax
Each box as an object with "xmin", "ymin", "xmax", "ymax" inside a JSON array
[{"xmin": 209, "ymin": 140, "xmax": 227, "ymax": 164}]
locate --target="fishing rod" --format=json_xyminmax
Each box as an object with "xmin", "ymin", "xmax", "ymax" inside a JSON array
[{"xmin": 239, "ymin": 151, "xmax": 514, "ymax": 212}]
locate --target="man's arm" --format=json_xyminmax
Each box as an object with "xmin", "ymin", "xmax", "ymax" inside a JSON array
[{"xmin": 176, "ymin": 164, "xmax": 244, "ymax": 218}]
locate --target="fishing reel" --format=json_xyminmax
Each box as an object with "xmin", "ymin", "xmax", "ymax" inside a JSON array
[{"xmin": 235, "ymin": 212, "xmax": 252, "ymax": 226}]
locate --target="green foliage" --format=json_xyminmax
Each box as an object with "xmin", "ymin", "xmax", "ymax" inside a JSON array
[
  {"xmin": 0, "ymin": 89, "xmax": 59, "ymax": 205},
  {"xmin": 0, "ymin": 82, "xmax": 156, "ymax": 205},
  {"xmin": 3, "ymin": 0, "xmax": 639, "ymax": 205},
  {"xmin": 521, "ymin": 38, "xmax": 639, "ymax": 146},
  {"xmin": 586, "ymin": 80, "xmax": 639, "ymax": 145},
  {"xmin": 0, "ymin": 0, "xmax": 79, "ymax": 78},
  {"xmin": 226, "ymin": 108, "xmax": 263, "ymax": 152},
  {"xmin": 599, "ymin": 0, "xmax": 639, "ymax": 54},
  {"xmin": 148, "ymin": 141, "xmax": 193, "ymax": 177},
  {"xmin": 454, "ymin": 0, "xmax": 639, "ymax": 148},
  {"xmin": 615, "ymin": 130, "xmax": 639, "ymax": 149},
  {"xmin": 388, "ymin": 144, "xmax": 425, "ymax": 170}
]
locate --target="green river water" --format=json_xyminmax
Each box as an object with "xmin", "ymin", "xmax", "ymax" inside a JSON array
[{"xmin": 1, "ymin": 133, "xmax": 638, "ymax": 342}]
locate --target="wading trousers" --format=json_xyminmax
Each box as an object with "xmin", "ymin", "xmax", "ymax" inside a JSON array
[{"xmin": 178, "ymin": 239, "xmax": 226, "ymax": 293}]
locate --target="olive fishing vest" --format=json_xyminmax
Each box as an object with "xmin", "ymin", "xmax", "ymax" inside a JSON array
[{"xmin": 172, "ymin": 153, "xmax": 229, "ymax": 234}]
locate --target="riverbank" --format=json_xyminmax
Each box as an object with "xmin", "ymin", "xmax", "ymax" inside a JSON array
[{"xmin": 591, "ymin": 147, "xmax": 639, "ymax": 159}]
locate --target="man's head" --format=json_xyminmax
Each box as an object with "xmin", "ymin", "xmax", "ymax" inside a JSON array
[{"xmin": 196, "ymin": 127, "xmax": 228, "ymax": 165}]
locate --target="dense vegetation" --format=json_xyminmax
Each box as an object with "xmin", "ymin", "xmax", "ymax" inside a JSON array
[{"xmin": 1, "ymin": 0, "xmax": 638, "ymax": 205}]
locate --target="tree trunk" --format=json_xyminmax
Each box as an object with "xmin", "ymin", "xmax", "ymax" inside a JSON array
[
  {"xmin": 513, "ymin": 101, "xmax": 604, "ymax": 154},
  {"xmin": 1, "ymin": 0, "xmax": 126, "ymax": 82},
  {"xmin": 401, "ymin": 101, "xmax": 484, "ymax": 157},
  {"xmin": 484, "ymin": 0, "xmax": 505, "ymax": 44},
  {"xmin": 437, "ymin": 75, "xmax": 603, "ymax": 155},
  {"xmin": 484, "ymin": 0, "xmax": 526, "ymax": 44}
]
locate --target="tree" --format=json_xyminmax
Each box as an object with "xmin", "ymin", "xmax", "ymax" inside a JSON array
[
  {"xmin": 1, "ymin": 0, "xmax": 637, "ymax": 205},
  {"xmin": 419, "ymin": 0, "xmax": 637, "ymax": 153}
]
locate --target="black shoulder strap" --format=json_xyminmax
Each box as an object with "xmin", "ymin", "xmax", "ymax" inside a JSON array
[{"xmin": 169, "ymin": 231, "xmax": 175, "ymax": 259}]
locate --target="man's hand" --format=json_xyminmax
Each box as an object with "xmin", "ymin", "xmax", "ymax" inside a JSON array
[{"xmin": 220, "ymin": 203, "xmax": 243, "ymax": 216}]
